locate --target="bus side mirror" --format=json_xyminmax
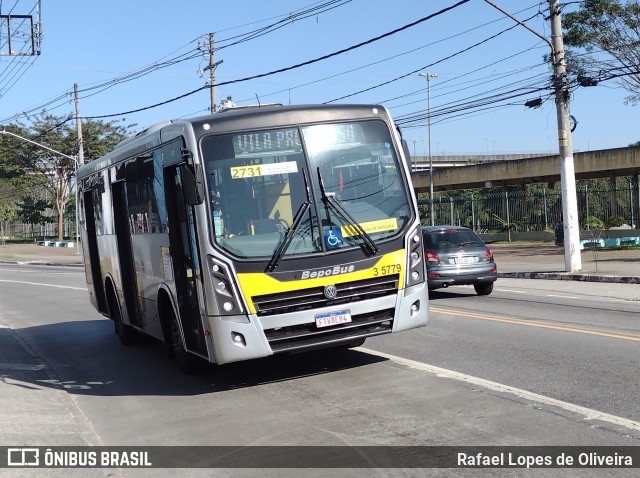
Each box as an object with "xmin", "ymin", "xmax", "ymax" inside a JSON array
[
  {"xmin": 395, "ymin": 124, "xmax": 412, "ymax": 168},
  {"xmin": 181, "ymin": 163, "xmax": 205, "ymax": 205},
  {"xmin": 400, "ymin": 139, "xmax": 412, "ymax": 168}
]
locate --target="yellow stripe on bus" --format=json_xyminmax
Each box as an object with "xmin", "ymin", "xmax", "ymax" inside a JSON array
[{"xmin": 237, "ymin": 250, "xmax": 405, "ymax": 314}]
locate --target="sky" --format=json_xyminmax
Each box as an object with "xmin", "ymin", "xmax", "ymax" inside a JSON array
[{"xmin": 0, "ymin": 0, "xmax": 637, "ymax": 157}]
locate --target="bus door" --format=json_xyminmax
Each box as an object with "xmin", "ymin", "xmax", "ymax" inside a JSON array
[
  {"xmin": 163, "ymin": 163, "xmax": 205, "ymax": 354},
  {"xmin": 82, "ymin": 184, "xmax": 107, "ymax": 314},
  {"xmin": 111, "ymin": 177, "xmax": 142, "ymax": 328}
]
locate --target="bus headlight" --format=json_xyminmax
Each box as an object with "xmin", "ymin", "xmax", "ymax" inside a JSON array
[
  {"xmin": 406, "ymin": 229, "xmax": 425, "ymax": 286},
  {"xmin": 207, "ymin": 255, "xmax": 244, "ymax": 315}
]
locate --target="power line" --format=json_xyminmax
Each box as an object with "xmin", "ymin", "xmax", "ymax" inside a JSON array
[
  {"xmin": 0, "ymin": 1, "xmax": 353, "ymax": 125},
  {"xmin": 82, "ymin": 0, "xmax": 472, "ymax": 120},
  {"xmin": 233, "ymin": 2, "xmax": 540, "ymax": 106},
  {"xmin": 214, "ymin": 0, "xmax": 353, "ymax": 51},
  {"xmin": 324, "ymin": 10, "xmax": 541, "ymax": 103},
  {"xmin": 0, "ymin": 1, "xmax": 38, "ymax": 96}
]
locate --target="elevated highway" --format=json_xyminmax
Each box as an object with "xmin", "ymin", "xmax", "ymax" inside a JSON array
[{"xmin": 410, "ymin": 147, "xmax": 640, "ymax": 192}]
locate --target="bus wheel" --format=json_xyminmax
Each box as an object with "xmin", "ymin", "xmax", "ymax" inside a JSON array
[
  {"xmin": 169, "ymin": 311, "xmax": 202, "ymax": 375},
  {"xmin": 108, "ymin": 290, "xmax": 137, "ymax": 346}
]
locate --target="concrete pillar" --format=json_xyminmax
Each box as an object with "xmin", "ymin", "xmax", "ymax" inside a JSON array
[
  {"xmin": 609, "ymin": 174, "xmax": 617, "ymax": 220},
  {"xmin": 634, "ymin": 173, "xmax": 640, "ymax": 229}
]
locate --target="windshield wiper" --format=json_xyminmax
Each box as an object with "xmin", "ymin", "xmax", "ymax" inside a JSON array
[
  {"xmin": 266, "ymin": 201, "xmax": 310, "ymax": 272},
  {"xmin": 316, "ymin": 167, "xmax": 378, "ymax": 257},
  {"xmin": 266, "ymin": 170, "xmax": 313, "ymax": 272}
]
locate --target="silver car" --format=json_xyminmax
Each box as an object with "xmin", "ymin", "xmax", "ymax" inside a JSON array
[{"xmin": 421, "ymin": 226, "xmax": 497, "ymax": 295}]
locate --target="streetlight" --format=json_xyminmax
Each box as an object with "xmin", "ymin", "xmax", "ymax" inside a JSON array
[
  {"xmin": 409, "ymin": 139, "xmax": 418, "ymax": 172},
  {"xmin": 0, "ymin": 130, "xmax": 80, "ymax": 254},
  {"xmin": 419, "ymin": 72, "xmax": 437, "ymax": 226}
]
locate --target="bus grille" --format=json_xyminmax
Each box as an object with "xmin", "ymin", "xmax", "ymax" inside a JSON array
[
  {"xmin": 252, "ymin": 275, "xmax": 399, "ymax": 317},
  {"xmin": 264, "ymin": 308, "xmax": 394, "ymax": 353}
]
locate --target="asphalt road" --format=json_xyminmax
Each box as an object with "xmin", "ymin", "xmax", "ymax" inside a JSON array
[
  {"xmin": 367, "ymin": 278, "xmax": 640, "ymax": 422},
  {"xmin": 1, "ymin": 264, "xmax": 639, "ymax": 477}
]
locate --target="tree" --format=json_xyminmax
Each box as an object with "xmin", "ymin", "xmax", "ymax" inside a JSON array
[
  {"xmin": 16, "ymin": 196, "xmax": 52, "ymax": 240},
  {"xmin": 0, "ymin": 124, "xmax": 35, "ymax": 179},
  {"xmin": 0, "ymin": 111, "xmax": 132, "ymax": 240},
  {"xmin": 0, "ymin": 203, "xmax": 16, "ymax": 244},
  {"xmin": 563, "ymin": 0, "xmax": 640, "ymax": 105}
]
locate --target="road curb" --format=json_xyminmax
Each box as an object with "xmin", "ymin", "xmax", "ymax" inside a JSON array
[{"xmin": 498, "ymin": 271, "xmax": 640, "ymax": 284}]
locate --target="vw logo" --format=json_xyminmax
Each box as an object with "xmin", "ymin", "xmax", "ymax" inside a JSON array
[{"xmin": 323, "ymin": 284, "xmax": 338, "ymax": 300}]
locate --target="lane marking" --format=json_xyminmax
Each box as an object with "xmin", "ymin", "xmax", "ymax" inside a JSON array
[
  {"xmin": 495, "ymin": 286, "xmax": 636, "ymax": 304},
  {"xmin": 430, "ymin": 306, "xmax": 640, "ymax": 342},
  {"xmin": 0, "ymin": 268, "xmax": 83, "ymax": 275},
  {"xmin": 359, "ymin": 347, "xmax": 640, "ymax": 432},
  {"xmin": 0, "ymin": 279, "xmax": 87, "ymax": 291}
]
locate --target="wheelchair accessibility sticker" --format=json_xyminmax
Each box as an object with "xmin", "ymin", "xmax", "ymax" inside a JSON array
[{"xmin": 323, "ymin": 226, "xmax": 344, "ymax": 249}]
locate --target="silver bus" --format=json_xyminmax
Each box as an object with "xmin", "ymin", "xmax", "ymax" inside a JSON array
[{"xmin": 77, "ymin": 104, "xmax": 428, "ymax": 372}]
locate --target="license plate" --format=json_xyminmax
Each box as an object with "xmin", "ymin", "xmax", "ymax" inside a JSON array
[
  {"xmin": 455, "ymin": 256, "xmax": 474, "ymax": 264},
  {"xmin": 315, "ymin": 310, "xmax": 352, "ymax": 328}
]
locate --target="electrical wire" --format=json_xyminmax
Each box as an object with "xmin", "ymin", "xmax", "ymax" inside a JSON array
[
  {"xmin": 214, "ymin": 0, "xmax": 353, "ymax": 51},
  {"xmin": 233, "ymin": 1, "xmax": 541, "ymax": 105},
  {"xmin": 81, "ymin": 0, "xmax": 472, "ymax": 120},
  {"xmin": 0, "ymin": 0, "xmax": 354, "ymax": 125},
  {"xmin": 0, "ymin": 2, "xmax": 38, "ymax": 98},
  {"xmin": 323, "ymin": 10, "xmax": 541, "ymax": 104}
]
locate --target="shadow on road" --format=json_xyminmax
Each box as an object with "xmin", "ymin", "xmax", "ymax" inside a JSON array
[{"xmin": 4, "ymin": 319, "xmax": 387, "ymax": 398}]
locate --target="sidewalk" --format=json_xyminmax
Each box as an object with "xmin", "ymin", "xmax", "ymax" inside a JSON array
[
  {"xmin": 490, "ymin": 241, "xmax": 640, "ymax": 284},
  {"xmin": 0, "ymin": 242, "xmax": 83, "ymax": 267},
  {"xmin": 1, "ymin": 241, "xmax": 639, "ymax": 283}
]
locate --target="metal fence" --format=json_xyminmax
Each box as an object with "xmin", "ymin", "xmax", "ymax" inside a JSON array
[
  {"xmin": 419, "ymin": 181, "xmax": 640, "ymax": 232},
  {"xmin": 0, "ymin": 219, "xmax": 75, "ymax": 241},
  {"xmin": 3, "ymin": 183, "xmax": 639, "ymax": 239}
]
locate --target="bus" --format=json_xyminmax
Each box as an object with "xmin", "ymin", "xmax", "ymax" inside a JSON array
[{"xmin": 76, "ymin": 104, "xmax": 428, "ymax": 372}]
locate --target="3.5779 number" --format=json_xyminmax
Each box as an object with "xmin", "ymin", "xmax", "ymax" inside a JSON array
[{"xmin": 373, "ymin": 264, "xmax": 401, "ymax": 276}]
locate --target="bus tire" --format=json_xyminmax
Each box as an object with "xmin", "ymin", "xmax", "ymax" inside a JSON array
[
  {"xmin": 107, "ymin": 287, "xmax": 138, "ymax": 346},
  {"xmin": 169, "ymin": 310, "xmax": 202, "ymax": 375}
]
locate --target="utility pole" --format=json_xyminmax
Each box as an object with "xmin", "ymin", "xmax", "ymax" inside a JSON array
[
  {"xmin": 208, "ymin": 33, "xmax": 215, "ymax": 112},
  {"xmin": 74, "ymin": 83, "xmax": 84, "ymax": 166},
  {"xmin": 483, "ymin": 0, "xmax": 581, "ymax": 271},
  {"xmin": 73, "ymin": 83, "xmax": 84, "ymax": 251},
  {"xmin": 549, "ymin": 0, "xmax": 581, "ymax": 272},
  {"xmin": 201, "ymin": 33, "xmax": 223, "ymax": 112}
]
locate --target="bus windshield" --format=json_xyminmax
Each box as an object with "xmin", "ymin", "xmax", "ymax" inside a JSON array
[{"xmin": 201, "ymin": 120, "xmax": 411, "ymax": 260}]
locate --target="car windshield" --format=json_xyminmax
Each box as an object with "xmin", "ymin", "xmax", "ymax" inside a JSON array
[
  {"xmin": 201, "ymin": 120, "xmax": 411, "ymax": 259},
  {"xmin": 424, "ymin": 230, "xmax": 484, "ymax": 250}
]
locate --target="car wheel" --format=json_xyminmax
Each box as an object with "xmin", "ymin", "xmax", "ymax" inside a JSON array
[{"xmin": 474, "ymin": 282, "xmax": 494, "ymax": 296}]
